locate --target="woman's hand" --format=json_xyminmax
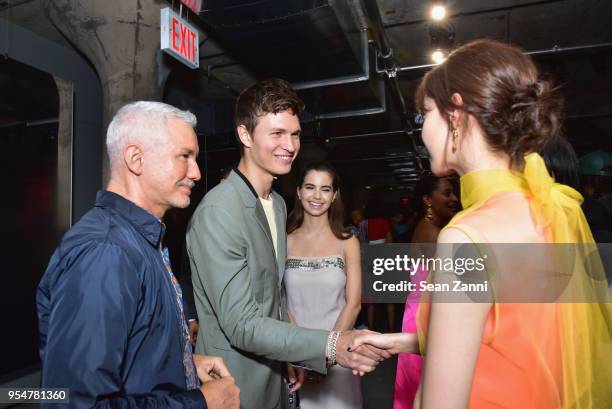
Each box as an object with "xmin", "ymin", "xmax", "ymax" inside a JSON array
[{"xmin": 350, "ymin": 332, "xmax": 419, "ymax": 355}]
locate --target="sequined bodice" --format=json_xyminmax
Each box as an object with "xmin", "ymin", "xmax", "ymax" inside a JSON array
[{"xmin": 285, "ymin": 256, "xmax": 345, "ymax": 271}]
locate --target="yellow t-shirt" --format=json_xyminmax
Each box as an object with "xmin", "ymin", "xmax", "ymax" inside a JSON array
[{"xmin": 260, "ymin": 196, "xmax": 277, "ymax": 255}]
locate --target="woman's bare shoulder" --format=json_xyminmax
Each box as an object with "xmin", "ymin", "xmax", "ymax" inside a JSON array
[
  {"xmin": 455, "ymin": 192, "xmax": 544, "ymax": 243},
  {"xmin": 344, "ymin": 235, "xmax": 360, "ymax": 253},
  {"xmin": 412, "ymin": 220, "xmax": 440, "ymax": 243}
]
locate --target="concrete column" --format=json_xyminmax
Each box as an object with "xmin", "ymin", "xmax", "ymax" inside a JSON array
[
  {"xmin": 44, "ymin": 0, "xmax": 173, "ymax": 182},
  {"xmin": 53, "ymin": 75, "xmax": 73, "ymax": 230}
]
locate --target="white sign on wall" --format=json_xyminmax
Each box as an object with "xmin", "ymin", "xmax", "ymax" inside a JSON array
[{"xmin": 160, "ymin": 7, "xmax": 199, "ymax": 69}]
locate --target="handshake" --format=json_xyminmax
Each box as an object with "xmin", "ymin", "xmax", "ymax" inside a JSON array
[
  {"xmin": 195, "ymin": 330, "xmax": 420, "ymax": 409},
  {"xmin": 334, "ymin": 330, "xmax": 419, "ymax": 375},
  {"xmin": 286, "ymin": 329, "xmax": 416, "ymax": 394}
]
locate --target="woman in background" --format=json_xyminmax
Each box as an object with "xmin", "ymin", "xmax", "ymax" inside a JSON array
[
  {"xmin": 408, "ymin": 176, "xmax": 458, "ymax": 244},
  {"xmin": 393, "ymin": 175, "xmax": 457, "ymax": 409},
  {"xmin": 285, "ymin": 162, "xmax": 363, "ymax": 409}
]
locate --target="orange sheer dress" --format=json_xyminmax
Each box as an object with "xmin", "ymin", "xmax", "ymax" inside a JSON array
[{"xmin": 417, "ymin": 153, "xmax": 612, "ymax": 409}]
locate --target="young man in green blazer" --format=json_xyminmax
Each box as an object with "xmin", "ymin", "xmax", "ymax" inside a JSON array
[{"xmin": 186, "ymin": 79, "xmax": 388, "ymax": 408}]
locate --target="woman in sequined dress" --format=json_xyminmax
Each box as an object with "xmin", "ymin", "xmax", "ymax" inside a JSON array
[{"xmin": 284, "ymin": 162, "xmax": 363, "ymax": 409}]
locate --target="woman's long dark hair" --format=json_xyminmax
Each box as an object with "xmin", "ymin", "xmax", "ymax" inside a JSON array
[
  {"xmin": 539, "ymin": 135, "xmax": 580, "ymax": 190},
  {"xmin": 287, "ymin": 162, "xmax": 351, "ymax": 240}
]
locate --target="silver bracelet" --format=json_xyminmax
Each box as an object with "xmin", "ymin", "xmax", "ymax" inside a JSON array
[{"xmin": 326, "ymin": 330, "xmax": 341, "ymax": 367}]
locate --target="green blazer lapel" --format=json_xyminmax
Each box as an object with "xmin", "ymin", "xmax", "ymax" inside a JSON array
[
  {"xmin": 227, "ymin": 170, "xmax": 277, "ymax": 260},
  {"xmin": 227, "ymin": 170, "xmax": 257, "ymax": 208},
  {"xmin": 272, "ymin": 193, "xmax": 287, "ymax": 281}
]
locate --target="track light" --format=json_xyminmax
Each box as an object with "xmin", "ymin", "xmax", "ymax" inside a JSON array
[
  {"xmin": 430, "ymin": 4, "xmax": 446, "ymax": 21},
  {"xmin": 431, "ymin": 49, "xmax": 445, "ymax": 64},
  {"xmin": 428, "ymin": 17, "xmax": 454, "ymax": 64}
]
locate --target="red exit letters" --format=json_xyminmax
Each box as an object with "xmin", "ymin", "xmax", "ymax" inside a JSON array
[
  {"xmin": 161, "ymin": 7, "xmax": 199, "ymax": 68},
  {"xmin": 171, "ymin": 17, "xmax": 197, "ymax": 64}
]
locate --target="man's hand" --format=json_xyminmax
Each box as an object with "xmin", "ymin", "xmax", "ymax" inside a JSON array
[
  {"xmin": 335, "ymin": 330, "xmax": 392, "ymax": 375},
  {"xmin": 193, "ymin": 354, "xmax": 231, "ymax": 382},
  {"xmin": 285, "ymin": 363, "xmax": 305, "ymax": 393},
  {"xmin": 199, "ymin": 377, "xmax": 240, "ymax": 409},
  {"xmin": 188, "ymin": 320, "xmax": 199, "ymax": 346}
]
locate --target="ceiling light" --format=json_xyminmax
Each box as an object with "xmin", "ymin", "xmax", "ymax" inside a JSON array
[
  {"xmin": 431, "ymin": 49, "xmax": 445, "ymax": 64},
  {"xmin": 431, "ymin": 4, "xmax": 446, "ymax": 21}
]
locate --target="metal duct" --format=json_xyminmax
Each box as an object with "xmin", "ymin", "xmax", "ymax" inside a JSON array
[
  {"xmin": 198, "ymin": 0, "xmax": 366, "ymax": 83},
  {"xmin": 195, "ymin": 0, "xmax": 388, "ymax": 120}
]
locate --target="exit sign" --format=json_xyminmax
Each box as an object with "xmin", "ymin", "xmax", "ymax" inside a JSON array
[
  {"xmin": 181, "ymin": 0, "xmax": 202, "ymax": 13},
  {"xmin": 160, "ymin": 7, "xmax": 199, "ymax": 69}
]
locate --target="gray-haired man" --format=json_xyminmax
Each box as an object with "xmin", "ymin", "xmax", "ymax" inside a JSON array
[{"xmin": 37, "ymin": 101, "xmax": 239, "ymax": 409}]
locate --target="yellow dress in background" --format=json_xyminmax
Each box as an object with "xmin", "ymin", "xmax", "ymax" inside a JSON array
[{"xmin": 417, "ymin": 153, "xmax": 612, "ymax": 408}]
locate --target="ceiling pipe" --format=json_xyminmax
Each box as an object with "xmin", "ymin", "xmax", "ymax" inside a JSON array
[
  {"xmin": 395, "ymin": 62, "xmax": 437, "ymax": 73},
  {"xmin": 26, "ymin": 117, "xmax": 59, "ymax": 126},
  {"xmin": 333, "ymin": 154, "xmax": 415, "ymax": 163},
  {"xmin": 394, "ymin": 42, "xmax": 612, "ymax": 73},
  {"xmin": 0, "ymin": 117, "xmax": 59, "ymax": 129},
  {"xmin": 331, "ymin": 129, "xmax": 406, "ymax": 140},
  {"xmin": 525, "ymin": 42, "xmax": 612, "ymax": 55},
  {"xmin": 360, "ymin": 0, "xmax": 423, "ymax": 170},
  {"xmin": 327, "ymin": 127, "xmax": 422, "ymax": 142}
]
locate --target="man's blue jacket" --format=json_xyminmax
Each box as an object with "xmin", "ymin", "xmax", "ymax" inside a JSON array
[{"xmin": 37, "ymin": 190, "xmax": 205, "ymax": 408}]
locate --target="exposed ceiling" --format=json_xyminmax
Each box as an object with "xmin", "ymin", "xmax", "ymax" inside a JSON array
[
  {"xmin": 181, "ymin": 0, "xmax": 612, "ymax": 195},
  {"xmin": 2, "ymin": 0, "xmax": 612, "ymax": 199}
]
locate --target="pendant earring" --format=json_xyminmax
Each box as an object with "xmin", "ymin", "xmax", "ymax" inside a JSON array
[
  {"xmin": 425, "ymin": 203, "xmax": 434, "ymax": 221},
  {"xmin": 451, "ymin": 127, "xmax": 459, "ymax": 153}
]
